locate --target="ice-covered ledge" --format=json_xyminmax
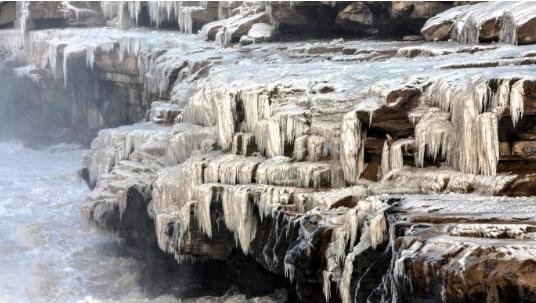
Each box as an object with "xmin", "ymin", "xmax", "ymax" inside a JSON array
[
  {"xmin": 73, "ymin": 29, "xmax": 536, "ymax": 302},
  {"xmin": 3, "ymin": 1, "xmax": 536, "ymax": 302}
]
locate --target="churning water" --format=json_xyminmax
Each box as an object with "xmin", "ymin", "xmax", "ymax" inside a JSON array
[{"xmin": 0, "ymin": 141, "xmax": 178, "ymax": 303}]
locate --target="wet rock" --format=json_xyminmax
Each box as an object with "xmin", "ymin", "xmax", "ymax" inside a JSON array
[
  {"xmin": 335, "ymin": 2, "xmax": 386, "ymax": 35},
  {"xmin": 266, "ymin": 1, "xmax": 341, "ymax": 37},
  {"xmin": 0, "ymin": 2, "xmax": 15, "ymax": 28},
  {"xmin": 335, "ymin": 1, "xmax": 453, "ymax": 37},
  {"xmin": 247, "ymin": 22, "xmax": 275, "ymax": 42}
]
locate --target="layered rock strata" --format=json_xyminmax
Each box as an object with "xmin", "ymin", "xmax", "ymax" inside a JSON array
[{"xmin": 2, "ymin": 1, "xmax": 536, "ymax": 302}]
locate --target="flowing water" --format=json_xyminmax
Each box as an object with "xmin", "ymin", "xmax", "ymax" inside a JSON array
[
  {"xmin": 0, "ymin": 141, "xmax": 179, "ymax": 303},
  {"xmin": 0, "ymin": 141, "xmax": 286, "ymax": 303}
]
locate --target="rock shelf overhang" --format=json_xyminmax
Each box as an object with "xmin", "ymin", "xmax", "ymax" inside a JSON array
[{"xmin": 2, "ymin": 2, "xmax": 536, "ymax": 302}]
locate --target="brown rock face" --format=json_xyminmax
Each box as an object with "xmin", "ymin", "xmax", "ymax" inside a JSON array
[
  {"xmin": 335, "ymin": 2, "xmax": 380, "ymax": 34},
  {"xmin": 336, "ymin": 1, "xmax": 453, "ymax": 37},
  {"xmin": 390, "ymin": 195, "xmax": 536, "ymax": 303},
  {"xmin": 266, "ymin": 1, "xmax": 341, "ymax": 36},
  {"xmin": 517, "ymin": 17, "xmax": 536, "ymax": 45},
  {"xmin": 0, "ymin": 2, "xmax": 15, "ymax": 28}
]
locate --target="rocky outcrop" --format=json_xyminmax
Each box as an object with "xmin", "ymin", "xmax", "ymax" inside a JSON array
[
  {"xmin": 3, "ymin": 2, "xmax": 536, "ymax": 302},
  {"xmin": 68, "ymin": 27, "xmax": 536, "ymax": 302},
  {"xmin": 266, "ymin": 2, "xmax": 343, "ymax": 36},
  {"xmin": 389, "ymin": 195, "xmax": 536, "ymax": 302},
  {"xmin": 422, "ymin": 2, "xmax": 536, "ymax": 44},
  {"xmin": 335, "ymin": 1, "xmax": 452, "ymax": 37}
]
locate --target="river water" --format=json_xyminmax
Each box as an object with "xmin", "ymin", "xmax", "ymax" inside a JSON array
[{"xmin": 0, "ymin": 141, "xmax": 180, "ymax": 303}]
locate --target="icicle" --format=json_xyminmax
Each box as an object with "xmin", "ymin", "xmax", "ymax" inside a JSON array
[
  {"xmin": 491, "ymin": 80, "xmax": 511, "ymax": 109},
  {"xmin": 306, "ymin": 135, "xmax": 328, "ymax": 162},
  {"xmin": 476, "ymin": 112, "xmax": 499, "ymax": 176},
  {"xmin": 182, "ymin": 82, "xmax": 219, "ymax": 127},
  {"xmin": 216, "ymin": 91, "xmax": 236, "ymax": 150},
  {"xmin": 101, "ymin": 2, "xmax": 118, "ymax": 20},
  {"xmin": 20, "ymin": 1, "xmax": 31, "ymax": 36},
  {"xmin": 204, "ymin": 154, "xmax": 262, "ymax": 185},
  {"xmin": 380, "ymin": 140, "xmax": 390, "ymax": 178},
  {"xmin": 339, "ymin": 227, "xmax": 371, "ymax": 303},
  {"xmin": 221, "ymin": 185, "xmax": 258, "ymax": 254},
  {"xmin": 166, "ymin": 125, "xmax": 217, "ymax": 164},
  {"xmin": 256, "ymin": 118, "xmax": 283, "ymax": 158},
  {"xmin": 256, "ymin": 157, "xmax": 333, "ymax": 188},
  {"xmin": 323, "ymin": 197, "xmax": 388, "ymax": 302},
  {"xmin": 284, "ymin": 262, "xmax": 296, "ymax": 282},
  {"xmin": 389, "ymin": 139, "xmax": 415, "ymax": 172},
  {"xmin": 473, "ymin": 81, "xmax": 490, "ymax": 113},
  {"xmin": 340, "ymin": 111, "xmax": 365, "ymax": 184},
  {"xmin": 196, "ymin": 184, "xmax": 215, "ymax": 238},
  {"xmin": 509, "ymin": 80, "xmax": 525, "ymax": 128},
  {"xmin": 323, "ymin": 271, "xmax": 332, "ymax": 302},
  {"xmin": 420, "ymin": 75, "xmax": 527, "ymax": 175}
]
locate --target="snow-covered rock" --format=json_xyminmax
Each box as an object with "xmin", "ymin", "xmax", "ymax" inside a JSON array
[
  {"xmin": 247, "ymin": 23, "xmax": 275, "ymax": 41},
  {"xmin": 4, "ymin": 3, "xmax": 536, "ymax": 301},
  {"xmin": 149, "ymin": 101, "xmax": 182, "ymax": 125},
  {"xmin": 422, "ymin": 2, "xmax": 536, "ymax": 45}
]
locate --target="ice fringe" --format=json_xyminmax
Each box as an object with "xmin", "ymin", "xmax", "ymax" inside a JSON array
[
  {"xmin": 423, "ymin": 2, "xmax": 536, "ymax": 45},
  {"xmin": 323, "ymin": 197, "xmax": 389, "ymax": 302},
  {"xmin": 221, "ymin": 185, "xmax": 258, "ymax": 254},
  {"xmin": 413, "ymin": 76, "xmax": 526, "ymax": 175},
  {"xmin": 86, "ymin": 123, "xmax": 171, "ymax": 187},
  {"xmin": 101, "ymin": 1, "xmax": 207, "ymax": 33}
]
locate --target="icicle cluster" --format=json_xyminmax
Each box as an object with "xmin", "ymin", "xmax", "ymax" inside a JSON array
[
  {"xmin": 422, "ymin": 2, "xmax": 536, "ymax": 45},
  {"xmin": 101, "ymin": 1, "xmax": 208, "ymax": 33},
  {"xmin": 322, "ymin": 197, "xmax": 389, "ymax": 302},
  {"xmin": 395, "ymin": 76, "xmax": 527, "ymax": 177},
  {"xmin": 381, "ymin": 138, "xmax": 415, "ymax": 176},
  {"xmin": 86, "ymin": 123, "xmax": 172, "ymax": 187}
]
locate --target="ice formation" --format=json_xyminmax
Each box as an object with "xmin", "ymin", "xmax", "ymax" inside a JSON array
[
  {"xmin": 19, "ymin": 1, "xmax": 30, "ymax": 35},
  {"xmin": 422, "ymin": 2, "xmax": 536, "ymax": 44},
  {"xmin": 100, "ymin": 1, "xmax": 209, "ymax": 33},
  {"xmin": 410, "ymin": 75, "xmax": 530, "ymax": 176},
  {"xmin": 13, "ymin": 64, "xmax": 40, "ymax": 84},
  {"xmin": 6, "ymin": 2, "xmax": 536, "ymax": 301},
  {"xmin": 340, "ymin": 111, "xmax": 365, "ymax": 184}
]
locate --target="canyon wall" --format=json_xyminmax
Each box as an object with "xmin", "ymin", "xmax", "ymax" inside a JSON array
[{"xmin": 1, "ymin": 1, "xmax": 536, "ymax": 302}]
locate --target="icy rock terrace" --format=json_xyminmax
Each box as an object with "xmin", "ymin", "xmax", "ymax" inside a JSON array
[{"xmin": 2, "ymin": 1, "xmax": 536, "ymax": 302}]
